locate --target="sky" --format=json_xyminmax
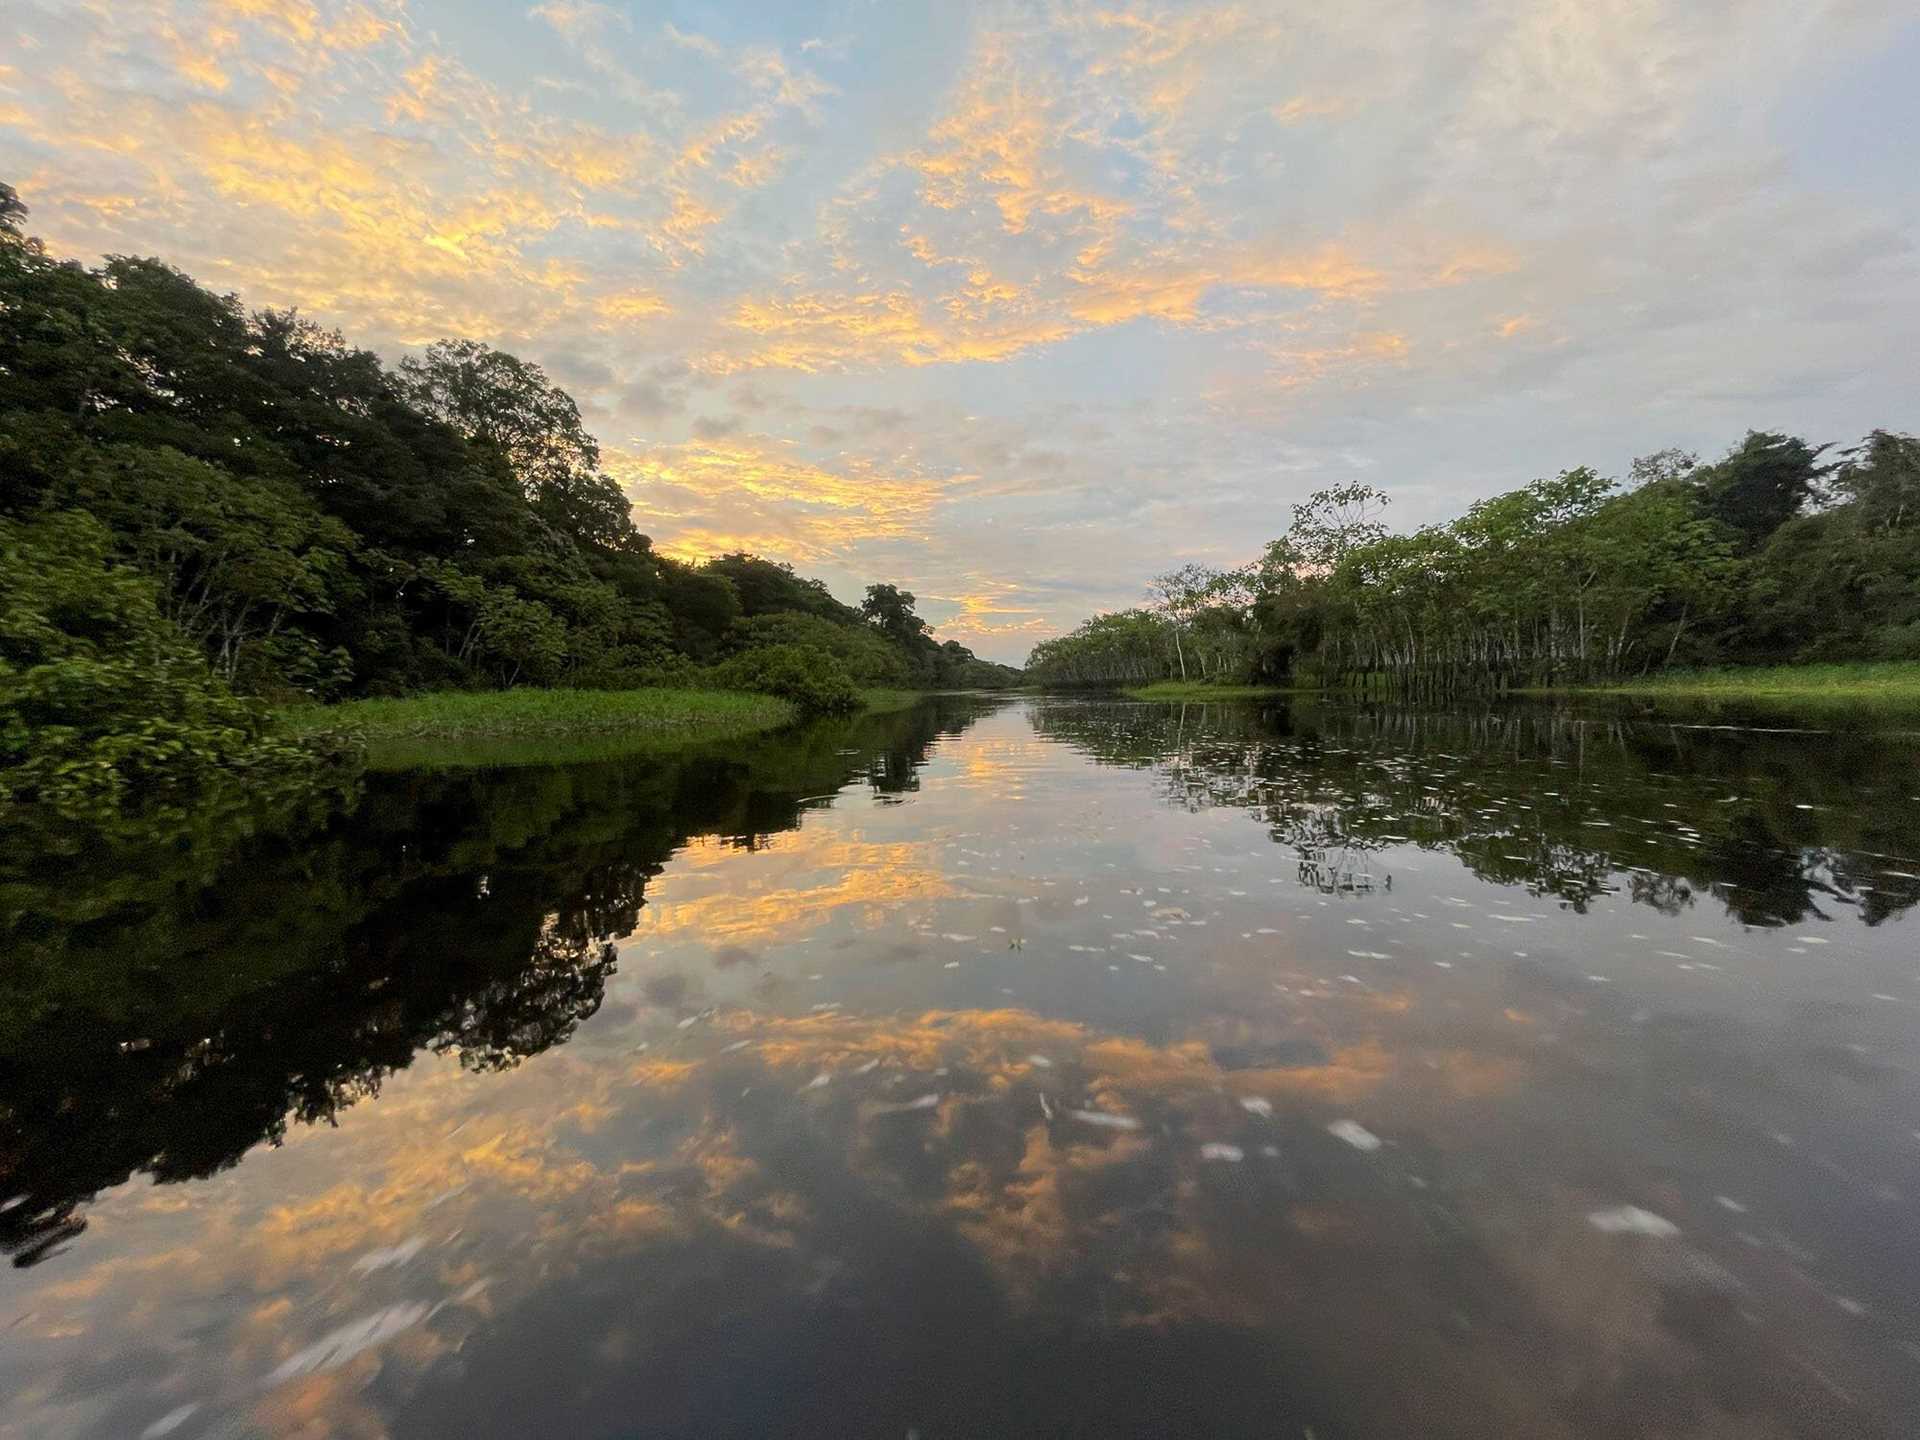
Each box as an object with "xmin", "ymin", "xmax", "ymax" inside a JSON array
[{"xmin": 4, "ymin": 1, "xmax": 1917, "ymax": 662}]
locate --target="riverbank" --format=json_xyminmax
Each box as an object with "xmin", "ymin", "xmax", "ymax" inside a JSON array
[
  {"xmin": 281, "ymin": 687, "xmax": 794, "ymax": 746},
  {"xmin": 1562, "ymin": 661, "xmax": 1920, "ymax": 703},
  {"xmin": 1122, "ymin": 682, "xmax": 1309, "ymax": 701},
  {"xmin": 1117, "ymin": 662, "xmax": 1920, "ymax": 706},
  {"xmin": 277, "ymin": 686, "xmax": 930, "ymax": 770},
  {"xmin": 852, "ymin": 688, "xmax": 928, "ymax": 715}
]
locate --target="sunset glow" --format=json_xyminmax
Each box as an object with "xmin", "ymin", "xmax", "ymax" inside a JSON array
[{"xmin": 7, "ymin": 0, "xmax": 1916, "ymax": 658}]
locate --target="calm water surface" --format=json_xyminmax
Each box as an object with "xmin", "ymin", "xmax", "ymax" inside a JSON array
[{"xmin": 5, "ymin": 696, "xmax": 1920, "ymax": 1438}]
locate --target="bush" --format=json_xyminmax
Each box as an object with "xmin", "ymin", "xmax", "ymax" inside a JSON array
[
  {"xmin": 707, "ymin": 644, "xmax": 859, "ymax": 715},
  {"xmin": 725, "ymin": 611, "xmax": 912, "ymax": 687},
  {"xmin": 1, "ymin": 511, "xmax": 327, "ymax": 820}
]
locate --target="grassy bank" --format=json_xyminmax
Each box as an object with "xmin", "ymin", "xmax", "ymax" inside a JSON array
[
  {"xmin": 1122, "ymin": 682, "xmax": 1309, "ymax": 701},
  {"xmin": 1568, "ymin": 661, "xmax": 1920, "ymax": 703},
  {"xmin": 855, "ymin": 688, "xmax": 928, "ymax": 714},
  {"xmin": 1121, "ymin": 662, "xmax": 1920, "ymax": 705},
  {"xmin": 281, "ymin": 688, "xmax": 794, "ymax": 770},
  {"xmin": 283, "ymin": 686, "xmax": 797, "ymax": 744},
  {"xmin": 279, "ymin": 686, "xmax": 934, "ymax": 770}
]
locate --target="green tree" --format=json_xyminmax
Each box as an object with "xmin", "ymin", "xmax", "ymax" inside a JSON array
[
  {"xmin": 708, "ymin": 643, "xmax": 859, "ymax": 714},
  {"xmin": 1830, "ymin": 430, "xmax": 1920, "ymax": 535},
  {"xmin": 0, "ymin": 511, "xmax": 318, "ymax": 817},
  {"xmin": 703, "ymin": 553, "xmax": 858, "ymax": 622},
  {"xmin": 861, "ymin": 583, "xmax": 929, "ymax": 648},
  {"xmin": 399, "ymin": 339, "xmax": 642, "ymax": 555},
  {"xmin": 1696, "ymin": 430, "xmax": 1828, "ymax": 550},
  {"xmin": 52, "ymin": 444, "xmax": 356, "ymax": 691}
]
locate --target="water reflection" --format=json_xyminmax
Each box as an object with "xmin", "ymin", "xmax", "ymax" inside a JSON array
[
  {"xmin": 1033, "ymin": 698, "xmax": 1920, "ymax": 927},
  {"xmin": 0, "ymin": 698, "xmax": 1002, "ymax": 1270},
  {"xmin": 4, "ymin": 696, "xmax": 1919, "ymax": 1439}
]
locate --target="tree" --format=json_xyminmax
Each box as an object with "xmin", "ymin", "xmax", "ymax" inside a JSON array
[
  {"xmin": 0, "ymin": 511, "xmax": 318, "ymax": 818},
  {"xmin": 727, "ymin": 612, "xmax": 911, "ymax": 687},
  {"xmin": 52, "ymin": 444, "xmax": 356, "ymax": 691},
  {"xmin": 1696, "ymin": 431, "xmax": 1828, "ymax": 550},
  {"xmin": 702, "ymin": 553, "xmax": 857, "ymax": 622},
  {"xmin": 399, "ymin": 339, "xmax": 641, "ymax": 555},
  {"xmin": 861, "ymin": 583, "xmax": 929, "ymax": 648},
  {"xmin": 1830, "ymin": 430, "xmax": 1920, "ymax": 535},
  {"xmin": 1146, "ymin": 564, "xmax": 1219, "ymax": 680},
  {"xmin": 1288, "ymin": 482, "xmax": 1389, "ymax": 571}
]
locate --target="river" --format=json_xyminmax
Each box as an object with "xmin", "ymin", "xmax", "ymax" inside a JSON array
[{"xmin": 4, "ymin": 694, "xmax": 1919, "ymax": 1438}]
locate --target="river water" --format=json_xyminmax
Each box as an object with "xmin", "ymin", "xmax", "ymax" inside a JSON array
[{"xmin": 4, "ymin": 694, "xmax": 1920, "ymax": 1438}]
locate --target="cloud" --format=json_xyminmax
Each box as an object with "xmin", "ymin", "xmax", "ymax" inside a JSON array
[
  {"xmin": 690, "ymin": 414, "xmax": 743, "ymax": 440},
  {"xmin": 6, "ymin": 0, "xmax": 1914, "ymax": 662},
  {"xmin": 610, "ymin": 437, "xmax": 950, "ymax": 565}
]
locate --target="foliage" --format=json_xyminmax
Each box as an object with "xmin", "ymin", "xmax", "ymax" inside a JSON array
[
  {"xmin": 726, "ymin": 610, "xmax": 913, "ymax": 687},
  {"xmin": 0, "ymin": 511, "xmax": 323, "ymax": 820},
  {"xmin": 703, "ymin": 552, "xmax": 860, "ymax": 623},
  {"xmin": 1576, "ymin": 661, "xmax": 1920, "ymax": 704},
  {"xmin": 1122, "ymin": 682, "xmax": 1300, "ymax": 700},
  {"xmin": 861, "ymin": 582, "xmax": 929, "ymax": 647},
  {"xmin": 281, "ymin": 686, "xmax": 798, "ymax": 770},
  {"xmin": 1696, "ymin": 430, "xmax": 1828, "ymax": 550},
  {"xmin": 0, "ymin": 180, "xmax": 1014, "ymax": 806},
  {"xmin": 707, "ymin": 643, "xmax": 861, "ymax": 715},
  {"xmin": 399, "ymin": 338, "xmax": 637, "ymax": 554},
  {"xmin": 1, "ymin": 693, "xmax": 985, "ymax": 1266},
  {"xmin": 1029, "ymin": 427, "xmax": 1915, "ymax": 695}
]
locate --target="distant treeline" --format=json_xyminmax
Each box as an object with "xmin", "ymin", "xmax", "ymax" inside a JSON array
[
  {"xmin": 0, "ymin": 181, "xmax": 1015, "ymax": 816},
  {"xmin": 1026, "ymin": 426, "xmax": 1919, "ymax": 693}
]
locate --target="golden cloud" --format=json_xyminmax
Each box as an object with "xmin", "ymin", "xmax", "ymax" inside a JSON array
[{"xmin": 635, "ymin": 836, "xmax": 961, "ymax": 947}]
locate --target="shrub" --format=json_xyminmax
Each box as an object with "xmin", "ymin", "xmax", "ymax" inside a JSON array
[
  {"xmin": 707, "ymin": 644, "xmax": 859, "ymax": 715},
  {"xmin": 725, "ymin": 611, "xmax": 912, "ymax": 687},
  {"xmin": 0, "ymin": 511, "xmax": 322, "ymax": 820}
]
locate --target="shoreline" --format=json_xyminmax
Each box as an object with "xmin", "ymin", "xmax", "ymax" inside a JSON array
[
  {"xmin": 1112, "ymin": 662, "xmax": 1920, "ymax": 706},
  {"xmin": 277, "ymin": 686, "xmax": 929, "ymax": 771},
  {"xmin": 1119, "ymin": 682, "xmax": 1311, "ymax": 701},
  {"xmin": 1545, "ymin": 661, "xmax": 1920, "ymax": 703}
]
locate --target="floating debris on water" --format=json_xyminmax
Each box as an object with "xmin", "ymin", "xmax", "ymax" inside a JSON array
[
  {"xmin": 1070, "ymin": 1108, "xmax": 1142, "ymax": 1131},
  {"xmin": 879, "ymin": 1093, "xmax": 942, "ymax": 1113},
  {"xmin": 140, "ymin": 1405, "xmax": 200, "ymax": 1439},
  {"xmin": 350, "ymin": 1236, "xmax": 425, "ymax": 1274},
  {"xmin": 1200, "ymin": 1143, "xmax": 1245, "ymax": 1162},
  {"xmin": 1587, "ymin": 1205, "xmax": 1679, "ymax": 1237},
  {"xmin": 265, "ymin": 1303, "xmax": 432, "ymax": 1384},
  {"xmin": 1328, "ymin": 1119, "xmax": 1382, "ymax": 1152},
  {"xmin": 1239, "ymin": 1097, "xmax": 1274, "ymax": 1118}
]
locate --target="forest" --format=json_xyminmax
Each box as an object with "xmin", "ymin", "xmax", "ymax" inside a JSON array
[
  {"xmin": 0, "ymin": 182, "xmax": 1015, "ymax": 819},
  {"xmin": 1026, "ymin": 429, "xmax": 1920, "ymax": 693}
]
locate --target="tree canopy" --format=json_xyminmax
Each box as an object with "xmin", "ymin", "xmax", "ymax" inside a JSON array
[
  {"xmin": 0, "ymin": 181, "xmax": 1017, "ymax": 811},
  {"xmin": 1027, "ymin": 429, "xmax": 1919, "ymax": 693}
]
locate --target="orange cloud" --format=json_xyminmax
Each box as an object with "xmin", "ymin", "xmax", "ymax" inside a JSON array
[{"xmin": 611, "ymin": 438, "xmax": 948, "ymax": 564}]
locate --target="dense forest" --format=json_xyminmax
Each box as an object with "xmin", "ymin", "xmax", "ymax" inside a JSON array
[
  {"xmin": 0, "ymin": 181, "xmax": 1015, "ymax": 817},
  {"xmin": 1026, "ymin": 429, "xmax": 1920, "ymax": 692}
]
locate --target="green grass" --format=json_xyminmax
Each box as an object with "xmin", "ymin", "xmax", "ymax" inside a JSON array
[
  {"xmin": 1121, "ymin": 681, "xmax": 1312, "ymax": 701},
  {"xmin": 280, "ymin": 687, "xmax": 797, "ymax": 770},
  {"xmin": 278, "ymin": 686, "xmax": 935, "ymax": 771},
  {"xmin": 855, "ymin": 688, "xmax": 928, "ymax": 714},
  {"xmin": 1572, "ymin": 661, "xmax": 1920, "ymax": 702}
]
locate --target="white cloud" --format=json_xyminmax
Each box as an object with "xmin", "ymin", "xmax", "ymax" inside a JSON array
[{"xmin": 6, "ymin": 0, "xmax": 1915, "ymax": 661}]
